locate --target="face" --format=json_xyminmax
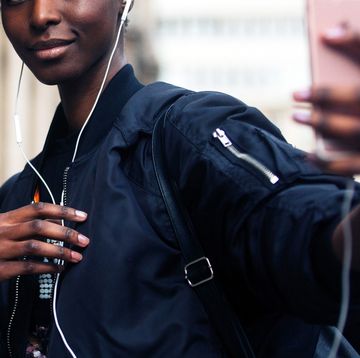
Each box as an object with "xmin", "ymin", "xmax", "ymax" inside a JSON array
[{"xmin": 1, "ymin": 0, "xmax": 124, "ymax": 85}]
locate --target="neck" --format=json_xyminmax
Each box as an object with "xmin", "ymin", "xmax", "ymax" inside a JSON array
[{"xmin": 58, "ymin": 53, "xmax": 127, "ymax": 132}]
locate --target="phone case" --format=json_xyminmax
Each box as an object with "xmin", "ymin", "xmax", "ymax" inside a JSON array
[{"xmin": 307, "ymin": 0, "xmax": 360, "ymax": 87}]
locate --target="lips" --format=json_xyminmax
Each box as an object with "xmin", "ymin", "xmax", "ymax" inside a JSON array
[
  {"xmin": 30, "ymin": 39, "xmax": 75, "ymax": 51},
  {"xmin": 29, "ymin": 39, "xmax": 75, "ymax": 60}
]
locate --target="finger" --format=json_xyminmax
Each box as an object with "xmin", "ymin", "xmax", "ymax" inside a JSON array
[
  {"xmin": 1, "ymin": 202, "xmax": 87, "ymax": 225},
  {"xmin": 15, "ymin": 240, "xmax": 83, "ymax": 263},
  {"xmin": 322, "ymin": 27, "xmax": 360, "ymax": 62},
  {"xmin": 2, "ymin": 220, "xmax": 90, "ymax": 247},
  {"xmin": 310, "ymin": 154, "xmax": 360, "ymax": 176},
  {"xmin": 293, "ymin": 87, "xmax": 360, "ymax": 112},
  {"xmin": 293, "ymin": 110, "xmax": 360, "ymax": 140},
  {"xmin": 46, "ymin": 219, "xmax": 62, "ymax": 225},
  {"xmin": 0, "ymin": 260, "xmax": 63, "ymax": 282}
]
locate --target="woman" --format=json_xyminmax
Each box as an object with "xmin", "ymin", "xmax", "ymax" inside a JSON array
[{"xmin": 0, "ymin": 0, "xmax": 360, "ymax": 357}]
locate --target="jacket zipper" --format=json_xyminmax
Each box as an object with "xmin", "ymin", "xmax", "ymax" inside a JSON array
[
  {"xmin": 7, "ymin": 275, "xmax": 21, "ymax": 358},
  {"xmin": 62, "ymin": 166, "xmax": 70, "ymax": 207},
  {"xmin": 49, "ymin": 166, "xmax": 70, "ymax": 317},
  {"xmin": 212, "ymin": 128, "xmax": 279, "ymax": 185},
  {"xmin": 7, "ymin": 167, "xmax": 71, "ymax": 357}
]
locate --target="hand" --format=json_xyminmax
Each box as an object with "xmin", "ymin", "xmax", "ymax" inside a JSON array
[
  {"xmin": 293, "ymin": 26, "xmax": 360, "ymax": 176},
  {"xmin": 0, "ymin": 202, "xmax": 89, "ymax": 281}
]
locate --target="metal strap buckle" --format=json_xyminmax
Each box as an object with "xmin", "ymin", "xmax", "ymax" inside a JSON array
[{"xmin": 184, "ymin": 257, "xmax": 214, "ymax": 287}]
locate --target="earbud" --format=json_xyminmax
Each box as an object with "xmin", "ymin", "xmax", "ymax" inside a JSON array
[{"xmin": 121, "ymin": 0, "xmax": 133, "ymax": 22}]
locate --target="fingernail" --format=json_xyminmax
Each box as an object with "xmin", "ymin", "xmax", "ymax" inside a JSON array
[
  {"xmin": 324, "ymin": 26, "xmax": 347, "ymax": 39},
  {"xmin": 78, "ymin": 234, "xmax": 90, "ymax": 246},
  {"xmin": 293, "ymin": 89, "xmax": 311, "ymax": 101},
  {"xmin": 75, "ymin": 210, "xmax": 87, "ymax": 218},
  {"xmin": 71, "ymin": 251, "xmax": 83, "ymax": 262},
  {"xmin": 293, "ymin": 112, "xmax": 311, "ymax": 124}
]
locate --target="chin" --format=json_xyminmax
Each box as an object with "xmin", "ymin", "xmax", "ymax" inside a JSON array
[
  {"xmin": 30, "ymin": 64, "xmax": 82, "ymax": 86},
  {"xmin": 34, "ymin": 75, "xmax": 61, "ymax": 86}
]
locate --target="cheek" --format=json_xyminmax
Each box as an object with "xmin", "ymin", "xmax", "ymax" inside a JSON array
[
  {"xmin": 74, "ymin": 8, "xmax": 119, "ymax": 34},
  {"xmin": 70, "ymin": 0, "xmax": 120, "ymax": 33},
  {"xmin": 72, "ymin": 11, "xmax": 119, "ymax": 58},
  {"xmin": 1, "ymin": 14, "xmax": 27, "ymax": 57},
  {"xmin": 2, "ymin": 12, "xmax": 17, "ymax": 43}
]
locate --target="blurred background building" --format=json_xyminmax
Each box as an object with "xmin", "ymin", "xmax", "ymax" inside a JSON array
[
  {"xmin": 0, "ymin": 0, "xmax": 312, "ymax": 184},
  {"xmin": 151, "ymin": 0, "xmax": 313, "ymax": 149}
]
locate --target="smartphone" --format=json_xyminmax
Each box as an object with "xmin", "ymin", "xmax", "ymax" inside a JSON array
[
  {"xmin": 307, "ymin": 0, "xmax": 360, "ymax": 160},
  {"xmin": 307, "ymin": 0, "xmax": 360, "ymax": 87}
]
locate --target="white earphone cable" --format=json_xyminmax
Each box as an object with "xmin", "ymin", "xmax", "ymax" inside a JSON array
[
  {"xmin": 14, "ymin": 1, "xmax": 354, "ymax": 356},
  {"xmin": 328, "ymin": 179, "xmax": 355, "ymax": 358},
  {"xmin": 14, "ymin": 62, "xmax": 56, "ymax": 204},
  {"xmin": 53, "ymin": 5, "xmax": 132, "ymax": 356},
  {"xmin": 71, "ymin": 0, "xmax": 132, "ymax": 163},
  {"xmin": 13, "ymin": 2, "xmax": 133, "ymax": 357}
]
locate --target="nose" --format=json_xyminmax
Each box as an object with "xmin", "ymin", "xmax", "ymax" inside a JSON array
[{"xmin": 30, "ymin": 0, "xmax": 61, "ymax": 31}]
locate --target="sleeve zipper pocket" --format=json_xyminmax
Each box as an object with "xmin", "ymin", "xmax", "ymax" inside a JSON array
[{"xmin": 212, "ymin": 128, "xmax": 279, "ymax": 185}]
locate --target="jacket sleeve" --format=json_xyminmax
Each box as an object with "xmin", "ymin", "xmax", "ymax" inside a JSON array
[{"xmin": 162, "ymin": 90, "xmax": 360, "ymax": 325}]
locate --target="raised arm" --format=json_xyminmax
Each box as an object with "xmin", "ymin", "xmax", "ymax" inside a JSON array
[{"xmin": 294, "ymin": 26, "xmax": 360, "ymax": 271}]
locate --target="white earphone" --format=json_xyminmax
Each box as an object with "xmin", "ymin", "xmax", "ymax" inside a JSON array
[{"xmin": 13, "ymin": 1, "xmax": 133, "ymax": 357}]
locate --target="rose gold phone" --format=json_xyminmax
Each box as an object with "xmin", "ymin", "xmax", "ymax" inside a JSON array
[
  {"xmin": 307, "ymin": 0, "xmax": 360, "ymax": 87},
  {"xmin": 307, "ymin": 0, "xmax": 360, "ymax": 159}
]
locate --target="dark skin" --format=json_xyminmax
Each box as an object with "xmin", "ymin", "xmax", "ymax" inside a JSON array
[
  {"xmin": 293, "ymin": 26, "xmax": 360, "ymax": 270},
  {"xmin": 0, "ymin": 0, "xmax": 130, "ymax": 280}
]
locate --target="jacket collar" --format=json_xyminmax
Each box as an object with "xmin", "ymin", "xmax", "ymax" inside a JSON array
[
  {"xmin": 43, "ymin": 64, "xmax": 143, "ymax": 159},
  {"xmin": 18, "ymin": 64, "xmax": 143, "ymax": 185},
  {"xmin": 19, "ymin": 71, "xmax": 191, "ymax": 183}
]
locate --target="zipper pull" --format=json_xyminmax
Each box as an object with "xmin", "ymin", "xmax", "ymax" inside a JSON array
[
  {"xmin": 213, "ymin": 128, "xmax": 232, "ymax": 147},
  {"xmin": 212, "ymin": 127, "xmax": 280, "ymax": 185}
]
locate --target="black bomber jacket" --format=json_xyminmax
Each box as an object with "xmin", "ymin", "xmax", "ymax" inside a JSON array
[{"xmin": 0, "ymin": 74, "xmax": 360, "ymax": 357}]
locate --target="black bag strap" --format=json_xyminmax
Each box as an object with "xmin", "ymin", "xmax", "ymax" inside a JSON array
[{"xmin": 152, "ymin": 113, "xmax": 256, "ymax": 358}]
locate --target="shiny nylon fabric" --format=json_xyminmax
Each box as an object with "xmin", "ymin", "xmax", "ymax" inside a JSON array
[
  {"xmin": 0, "ymin": 83, "xmax": 225, "ymax": 357},
  {"xmin": 0, "ymin": 81, "xmax": 359, "ymax": 357}
]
